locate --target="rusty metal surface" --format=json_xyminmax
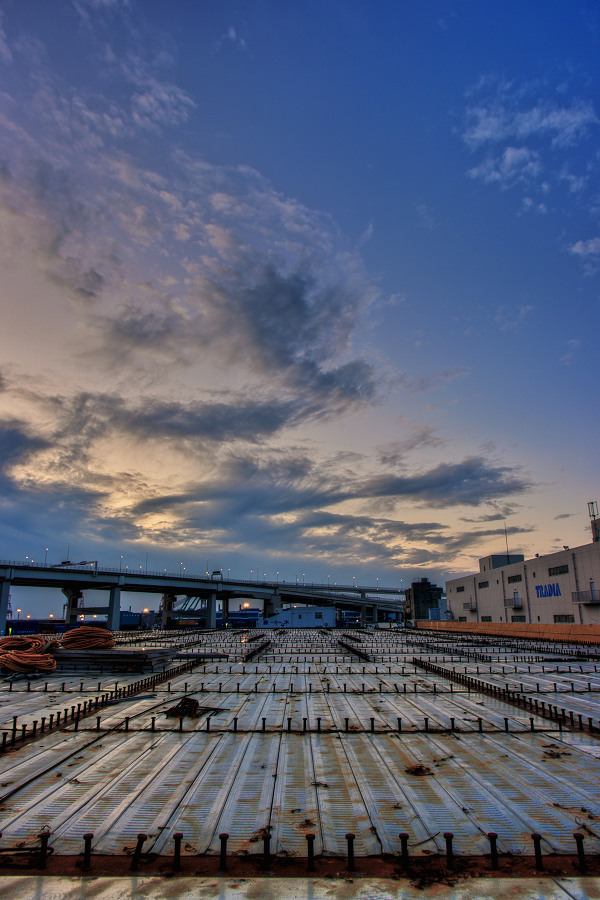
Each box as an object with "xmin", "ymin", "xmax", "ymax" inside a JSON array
[
  {"xmin": 0, "ymin": 876, "xmax": 597, "ymax": 900},
  {"xmin": 1, "ymin": 627, "xmax": 600, "ymax": 864}
]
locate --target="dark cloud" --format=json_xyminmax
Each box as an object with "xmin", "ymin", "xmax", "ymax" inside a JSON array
[
  {"xmin": 126, "ymin": 449, "xmax": 531, "ymax": 562},
  {"xmin": 0, "ymin": 422, "xmax": 49, "ymax": 487},
  {"xmin": 377, "ymin": 426, "xmax": 446, "ymax": 467},
  {"xmin": 48, "ymin": 389, "xmax": 317, "ymax": 449},
  {"xmin": 101, "ymin": 262, "xmax": 378, "ymax": 414},
  {"xmin": 357, "ymin": 457, "xmax": 530, "ymax": 508}
]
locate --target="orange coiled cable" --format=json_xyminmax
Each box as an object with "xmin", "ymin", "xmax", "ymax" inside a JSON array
[
  {"xmin": 60, "ymin": 626, "xmax": 115, "ymax": 650},
  {"xmin": 0, "ymin": 650, "xmax": 57, "ymax": 672},
  {"xmin": 0, "ymin": 635, "xmax": 50, "ymax": 652}
]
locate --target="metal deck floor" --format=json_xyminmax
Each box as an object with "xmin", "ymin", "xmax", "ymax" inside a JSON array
[{"xmin": 1, "ymin": 628, "xmax": 599, "ymax": 863}]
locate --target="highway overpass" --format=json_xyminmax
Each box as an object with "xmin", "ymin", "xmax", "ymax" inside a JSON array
[{"xmin": 0, "ymin": 560, "xmax": 405, "ymax": 631}]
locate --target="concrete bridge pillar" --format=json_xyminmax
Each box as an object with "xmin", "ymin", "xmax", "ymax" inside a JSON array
[
  {"xmin": 221, "ymin": 596, "xmax": 229, "ymax": 626},
  {"xmin": 62, "ymin": 587, "xmax": 84, "ymax": 625},
  {"xmin": 372, "ymin": 605, "xmax": 378, "ymax": 625},
  {"xmin": 264, "ymin": 593, "xmax": 282, "ymax": 619},
  {"xmin": 107, "ymin": 586, "xmax": 121, "ymax": 631},
  {"xmin": 360, "ymin": 603, "xmax": 367, "ymax": 626},
  {"xmin": 161, "ymin": 593, "xmax": 176, "ymax": 629},
  {"xmin": 206, "ymin": 593, "xmax": 217, "ymax": 629},
  {"xmin": 0, "ymin": 580, "xmax": 11, "ymax": 634}
]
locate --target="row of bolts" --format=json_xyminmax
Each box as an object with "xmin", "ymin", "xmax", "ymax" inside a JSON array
[
  {"xmin": 15, "ymin": 829, "xmax": 591, "ymax": 875},
  {"xmin": 4, "ymin": 709, "xmax": 562, "ymax": 742},
  {"xmin": 2, "ymin": 654, "xmax": 597, "ymax": 745},
  {"xmin": 3, "ymin": 687, "xmax": 595, "ymax": 744},
  {"xmin": 6, "ymin": 671, "xmax": 599, "ymax": 694},
  {"xmin": 0, "ymin": 662, "xmax": 201, "ymax": 751},
  {"xmin": 416, "ymin": 659, "xmax": 598, "ymax": 732}
]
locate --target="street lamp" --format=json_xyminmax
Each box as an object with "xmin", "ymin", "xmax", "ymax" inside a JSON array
[
  {"xmin": 16, "ymin": 609, "xmax": 21, "ymax": 619},
  {"xmin": 44, "ymin": 548, "xmax": 48, "ymax": 564},
  {"xmin": 120, "ymin": 556, "xmax": 123, "ymax": 571}
]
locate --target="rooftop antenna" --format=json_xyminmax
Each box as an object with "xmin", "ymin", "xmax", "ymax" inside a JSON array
[
  {"xmin": 589, "ymin": 501, "xmax": 598, "ymax": 520},
  {"xmin": 504, "ymin": 522, "xmax": 510, "ymax": 565}
]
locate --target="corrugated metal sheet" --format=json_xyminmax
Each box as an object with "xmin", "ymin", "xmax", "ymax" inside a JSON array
[{"xmin": 1, "ymin": 627, "xmax": 599, "ymax": 862}]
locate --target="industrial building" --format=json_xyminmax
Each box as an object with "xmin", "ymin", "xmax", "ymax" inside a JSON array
[
  {"xmin": 256, "ymin": 605, "xmax": 336, "ymax": 628},
  {"xmin": 403, "ymin": 578, "xmax": 444, "ymax": 621},
  {"xmin": 446, "ymin": 520, "xmax": 600, "ymax": 625}
]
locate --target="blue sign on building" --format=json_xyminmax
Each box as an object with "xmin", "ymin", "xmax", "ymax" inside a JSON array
[{"xmin": 535, "ymin": 583, "xmax": 562, "ymax": 598}]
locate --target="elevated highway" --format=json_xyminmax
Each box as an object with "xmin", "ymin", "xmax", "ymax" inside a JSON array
[{"xmin": 0, "ymin": 561, "xmax": 405, "ymax": 631}]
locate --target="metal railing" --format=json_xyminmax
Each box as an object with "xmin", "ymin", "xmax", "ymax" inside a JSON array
[{"xmin": 572, "ymin": 590, "xmax": 600, "ymax": 605}]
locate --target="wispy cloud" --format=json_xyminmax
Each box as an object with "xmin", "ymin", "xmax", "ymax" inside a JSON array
[
  {"xmin": 462, "ymin": 77, "xmax": 598, "ymax": 205},
  {"xmin": 494, "ymin": 304, "xmax": 533, "ymax": 331},
  {"xmin": 0, "ymin": 9, "xmax": 12, "ymax": 64},
  {"xmin": 569, "ymin": 236, "xmax": 600, "ymax": 274}
]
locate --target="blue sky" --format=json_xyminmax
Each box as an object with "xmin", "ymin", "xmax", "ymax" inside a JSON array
[{"xmin": 0, "ymin": 0, "xmax": 598, "ymax": 614}]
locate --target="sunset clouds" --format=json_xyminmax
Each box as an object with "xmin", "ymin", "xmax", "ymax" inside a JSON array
[{"xmin": 0, "ymin": 2, "xmax": 597, "ymax": 598}]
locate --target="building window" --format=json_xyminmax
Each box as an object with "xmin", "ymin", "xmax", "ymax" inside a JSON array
[
  {"xmin": 458, "ymin": 617, "xmax": 467, "ymax": 622},
  {"xmin": 507, "ymin": 574, "xmax": 522, "ymax": 584},
  {"xmin": 511, "ymin": 615, "xmax": 526, "ymax": 622},
  {"xmin": 315, "ymin": 612, "xmax": 322, "ymax": 619},
  {"xmin": 478, "ymin": 581, "xmax": 489, "ymax": 588},
  {"xmin": 456, "ymin": 586, "xmax": 465, "ymax": 593},
  {"xmin": 554, "ymin": 614, "xmax": 574, "ymax": 623},
  {"xmin": 481, "ymin": 616, "xmax": 492, "ymax": 622},
  {"xmin": 549, "ymin": 564, "xmax": 569, "ymax": 576}
]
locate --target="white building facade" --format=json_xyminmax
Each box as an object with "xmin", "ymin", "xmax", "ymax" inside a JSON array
[
  {"xmin": 446, "ymin": 538, "xmax": 600, "ymax": 626},
  {"xmin": 257, "ymin": 606, "xmax": 336, "ymax": 628}
]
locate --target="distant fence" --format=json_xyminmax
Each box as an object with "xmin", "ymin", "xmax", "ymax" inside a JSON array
[{"xmin": 416, "ymin": 620, "xmax": 600, "ymax": 644}]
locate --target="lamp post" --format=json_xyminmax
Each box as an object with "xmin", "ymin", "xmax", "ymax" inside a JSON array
[
  {"xmin": 44, "ymin": 548, "xmax": 48, "ymax": 564},
  {"xmin": 16, "ymin": 609, "xmax": 21, "ymax": 619}
]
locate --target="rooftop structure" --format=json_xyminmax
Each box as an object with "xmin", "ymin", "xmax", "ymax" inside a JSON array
[{"xmin": 0, "ymin": 626, "xmax": 600, "ymax": 896}]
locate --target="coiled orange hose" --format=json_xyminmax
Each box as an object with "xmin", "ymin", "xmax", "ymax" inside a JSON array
[
  {"xmin": 0, "ymin": 627, "xmax": 114, "ymax": 672},
  {"xmin": 0, "ymin": 635, "xmax": 49, "ymax": 652},
  {"xmin": 0, "ymin": 650, "xmax": 57, "ymax": 672},
  {"xmin": 61, "ymin": 626, "xmax": 115, "ymax": 649}
]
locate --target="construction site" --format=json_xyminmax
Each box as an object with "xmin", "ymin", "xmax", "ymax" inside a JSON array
[{"xmin": 1, "ymin": 624, "xmax": 600, "ymax": 899}]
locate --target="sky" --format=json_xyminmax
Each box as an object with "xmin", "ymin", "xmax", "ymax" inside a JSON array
[{"xmin": 0, "ymin": 0, "xmax": 599, "ymax": 615}]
